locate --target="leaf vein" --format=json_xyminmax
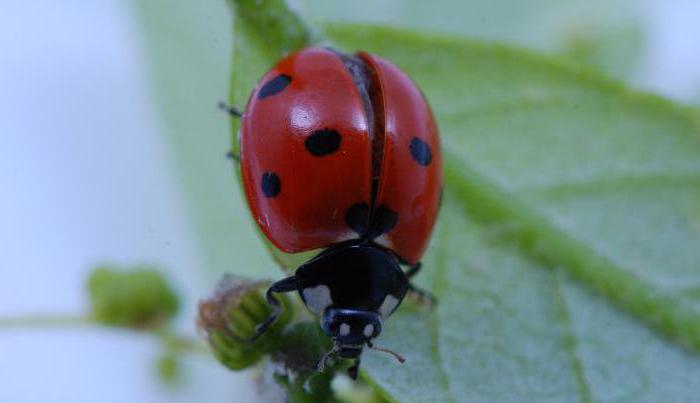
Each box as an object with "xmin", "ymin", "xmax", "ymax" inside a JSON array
[
  {"xmin": 444, "ymin": 152, "xmax": 700, "ymax": 353},
  {"xmin": 430, "ymin": 215, "xmax": 458, "ymax": 403},
  {"xmin": 550, "ymin": 270, "xmax": 592, "ymax": 403}
]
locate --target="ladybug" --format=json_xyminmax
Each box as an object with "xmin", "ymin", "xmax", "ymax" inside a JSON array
[{"xmin": 225, "ymin": 47, "xmax": 442, "ymax": 379}]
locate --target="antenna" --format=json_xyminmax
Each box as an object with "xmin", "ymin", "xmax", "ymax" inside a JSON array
[
  {"xmin": 368, "ymin": 341, "xmax": 406, "ymax": 364},
  {"xmin": 316, "ymin": 345, "xmax": 340, "ymax": 372}
]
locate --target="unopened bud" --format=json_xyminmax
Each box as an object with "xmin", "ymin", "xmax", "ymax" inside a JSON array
[
  {"xmin": 87, "ymin": 266, "xmax": 179, "ymax": 328},
  {"xmin": 198, "ymin": 274, "xmax": 294, "ymax": 370}
]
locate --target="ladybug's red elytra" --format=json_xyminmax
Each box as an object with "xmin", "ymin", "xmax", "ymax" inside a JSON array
[{"xmin": 230, "ymin": 47, "xmax": 442, "ymax": 379}]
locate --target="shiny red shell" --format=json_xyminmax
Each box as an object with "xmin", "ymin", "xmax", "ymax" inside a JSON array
[{"xmin": 240, "ymin": 47, "xmax": 442, "ymax": 265}]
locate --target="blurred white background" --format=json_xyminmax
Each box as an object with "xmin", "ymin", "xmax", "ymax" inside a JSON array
[
  {"xmin": 0, "ymin": 1, "xmax": 252, "ymax": 402},
  {"xmin": 1, "ymin": 0, "xmax": 698, "ymax": 402}
]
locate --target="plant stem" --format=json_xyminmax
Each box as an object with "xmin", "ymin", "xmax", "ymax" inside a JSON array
[
  {"xmin": 0, "ymin": 313, "xmax": 90, "ymax": 329},
  {"xmin": 155, "ymin": 327, "xmax": 211, "ymax": 354},
  {"xmin": 0, "ymin": 313, "xmax": 208, "ymax": 354}
]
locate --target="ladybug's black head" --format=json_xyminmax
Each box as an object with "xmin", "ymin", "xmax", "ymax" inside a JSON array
[
  {"xmin": 318, "ymin": 307, "xmax": 404, "ymax": 379},
  {"xmin": 322, "ymin": 308, "xmax": 382, "ymax": 351}
]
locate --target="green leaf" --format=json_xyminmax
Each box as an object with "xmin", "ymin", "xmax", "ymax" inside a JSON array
[
  {"xmin": 133, "ymin": 0, "xmax": 275, "ymax": 278},
  {"xmin": 366, "ymin": 199, "xmax": 700, "ymax": 402},
  {"xmin": 297, "ymin": 0, "xmax": 646, "ymax": 81},
  {"xmin": 560, "ymin": 24, "xmax": 643, "ymax": 81},
  {"xmin": 296, "ymin": 0, "xmax": 641, "ymax": 52},
  {"xmin": 224, "ymin": 1, "xmax": 700, "ymax": 400}
]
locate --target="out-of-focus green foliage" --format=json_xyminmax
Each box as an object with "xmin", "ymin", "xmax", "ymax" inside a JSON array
[
  {"xmin": 272, "ymin": 322, "xmax": 338, "ymax": 403},
  {"xmin": 156, "ymin": 351, "xmax": 180, "ymax": 383},
  {"xmin": 298, "ymin": 0, "xmax": 645, "ymax": 81},
  {"xmin": 197, "ymin": 274, "xmax": 342, "ymax": 402},
  {"xmin": 87, "ymin": 266, "xmax": 179, "ymax": 328},
  {"xmin": 560, "ymin": 24, "xmax": 644, "ymax": 80}
]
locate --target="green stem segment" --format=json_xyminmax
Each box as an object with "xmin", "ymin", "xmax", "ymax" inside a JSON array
[
  {"xmin": 0, "ymin": 313, "xmax": 206, "ymax": 353},
  {"xmin": 229, "ymin": 0, "xmax": 320, "ymax": 54},
  {"xmin": 0, "ymin": 314, "xmax": 90, "ymax": 329}
]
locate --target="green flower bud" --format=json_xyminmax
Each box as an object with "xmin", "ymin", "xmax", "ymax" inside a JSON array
[
  {"xmin": 87, "ymin": 266, "xmax": 179, "ymax": 328},
  {"xmin": 271, "ymin": 322, "xmax": 338, "ymax": 403},
  {"xmin": 156, "ymin": 351, "xmax": 180, "ymax": 383},
  {"xmin": 198, "ymin": 274, "xmax": 295, "ymax": 370},
  {"xmin": 273, "ymin": 322, "xmax": 333, "ymax": 376}
]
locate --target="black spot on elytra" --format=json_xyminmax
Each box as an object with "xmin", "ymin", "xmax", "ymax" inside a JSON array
[
  {"xmin": 261, "ymin": 172, "xmax": 281, "ymax": 197},
  {"xmin": 409, "ymin": 137, "xmax": 432, "ymax": 166},
  {"xmin": 257, "ymin": 74, "xmax": 291, "ymax": 99},
  {"xmin": 305, "ymin": 128, "xmax": 342, "ymax": 156},
  {"xmin": 368, "ymin": 204, "xmax": 398, "ymax": 238},
  {"xmin": 345, "ymin": 203, "xmax": 370, "ymax": 234}
]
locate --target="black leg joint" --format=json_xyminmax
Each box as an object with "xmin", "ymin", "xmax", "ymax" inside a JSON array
[
  {"xmin": 405, "ymin": 262, "xmax": 422, "ymax": 279},
  {"xmin": 248, "ymin": 275, "xmax": 297, "ymax": 342}
]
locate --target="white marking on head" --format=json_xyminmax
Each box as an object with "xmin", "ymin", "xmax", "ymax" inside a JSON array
[
  {"xmin": 378, "ymin": 295, "xmax": 399, "ymax": 318},
  {"xmin": 363, "ymin": 324, "xmax": 374, "ymax": 338},
  {"xmin": 339, "ymin": 323, "xmax": 351, "ymax": 336},
  {"xmin": 302, "ymin": 285, "xmax": 332, "ymax": 314}
]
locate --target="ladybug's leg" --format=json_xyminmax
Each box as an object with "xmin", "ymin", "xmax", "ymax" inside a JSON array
[
  {"xmin": 404, "ymin": 262, "xmax": 422, "ymax": 278},
  {"xmin": 249, "ymin": 275, "xmax": 297, "ymax": 342},
  {"xmin": 407, "ymin": 283, "xmax": 437, "ymax": 307},
  {"xmin": 225, "ymin": 150, "xmax": 240, "ymax": 162},
  {"xmin": 347, "ymin": 358, "xmax": 361, "ymax": 380},
  {"xmin": 218, "ymin": 102, "xmax": 242, "ymax": 161},
  {"xmin": 404, "ymin": 262, "xmax": 437, "ymax": 306},
  {"xmin": 217, "ymin": 101, "xmax": 242, "ymax": 118}
]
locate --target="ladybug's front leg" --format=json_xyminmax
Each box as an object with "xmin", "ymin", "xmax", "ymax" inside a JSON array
[
  {"xmin": 405, "ymin": 262, "xmax": 437, "ymax": 307},
  {"xmin": 404, "ymin": 262, "xmax": 422, "ymax": 278},
  {"xmin": 249, "ymin": 275, "xmax": 297, "ymax": 342},
  {"xmin": 407, "ymin": 283, "xmax": 437, "ymax": 307}
]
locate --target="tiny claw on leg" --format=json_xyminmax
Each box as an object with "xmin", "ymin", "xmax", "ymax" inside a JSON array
[
  {"xmin": 248, "ymin": 322, "xmax": 269, "ymax": 344},
  {"xmin": 247, "ymin": 276, "xmax": 297, "ymax": 343},
  {"xmin": 218, "ymin": 101, "xmax": 242, "ymax": 118},
  {"xmin": 407, "ymin": 283, "xmax": 437, "ymax": 307}
]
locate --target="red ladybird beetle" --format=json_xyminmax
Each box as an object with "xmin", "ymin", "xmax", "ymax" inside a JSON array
[{"xmin": 224, "ymin": 47, "xmax": 442, "ymax": 379}]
